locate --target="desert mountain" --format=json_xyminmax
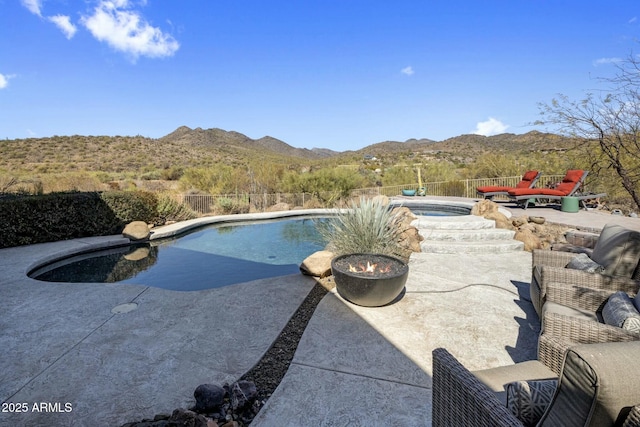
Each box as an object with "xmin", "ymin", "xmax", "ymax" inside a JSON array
[
  {"xmin": 160, "ymin": 126, "xmax": 336, "ymax": 159},
  {"xmin": 0, "ymin": 126, "xmax": 574, "ymax": 178}
]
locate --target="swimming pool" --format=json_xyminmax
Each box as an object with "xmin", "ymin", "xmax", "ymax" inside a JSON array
[{"xmin": 29, "ymin": 217, "xmax": 326, "ymax": 291}]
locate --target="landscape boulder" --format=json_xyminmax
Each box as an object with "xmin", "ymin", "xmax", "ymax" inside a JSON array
[
  {"xmin": 300, "ymin": 250, "xmax": 334, "ymax": 278},
  {"xmin": 514, "ymin": 226, "xmax": 542, "ymax": 251},
  {"xmin": 471, "ymin": 201, "xmax": 571, "ymax": 251},
  {"xmin": 194, "ymin": 383, "xmax": 225, "ymax": 412},
  {"xmin": 471, "ymin": 200, "xmax": 512, "ymax": 230},
  {"xmin": 392, "ymin": 206, "xmax": 423, "ymax": 261},
  {"xmin": 122, "ymin": 221, "xmax": 150, "ymax": 241},
  {"xmin": 230, "ymin": 380, "xmax": 258, "ymax": 411}
]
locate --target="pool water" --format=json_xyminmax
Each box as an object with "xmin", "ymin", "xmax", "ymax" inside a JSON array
[
  {"xmin": 30, "ymin": 217, "xmax": 325, "ymax": 291},
  {"xmin": 395, "ymin": 203, "xmax": 471, "ymax": 217}
]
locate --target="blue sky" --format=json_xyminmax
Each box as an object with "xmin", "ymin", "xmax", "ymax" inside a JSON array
[{"xmin": 1, "ymin": 1, "xmax": 639, "ymax": 151}]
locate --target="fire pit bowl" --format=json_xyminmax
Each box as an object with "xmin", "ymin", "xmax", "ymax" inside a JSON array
[{"xmin": 331, "ymin": 253, "xmax": 408, "ymax": 307}]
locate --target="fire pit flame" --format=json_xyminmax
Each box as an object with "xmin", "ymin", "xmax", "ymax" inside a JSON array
[{"xmin": 348, "ymin": 261, "xmax": 392, "ymax": 274}]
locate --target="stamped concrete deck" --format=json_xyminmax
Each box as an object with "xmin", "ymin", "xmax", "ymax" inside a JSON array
[{"xmin": 1, "ymin": 197, "xmax": 638, "ymax": 426}]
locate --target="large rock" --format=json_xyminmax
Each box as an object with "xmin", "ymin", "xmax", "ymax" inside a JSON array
[
  {"xmin": 230, "ymin": 380, "xmax": 258, "ymax": 411},
  {"xmin": 391, "ymin": 206, "xmax": 422, "ymax": 261},
  {"xmin": 472, "ymin": 200, "xmax": 512, "ymax": 230},
  {"xmin": 470, "ymin": 199, "xmax": 500, "ymax": 216},
  {"xmin": 300, "ymin": 250, "xmax": 334, "ymax": 278},
  {"xmin": 122, "ymin": 221, "xmax": 150, "ymax": 241},
  {"xmin": 514, "ymin": 227, "xmax": 542, "ymax": 251},
  {"xmin": 194, "ymin": 383, "xmax": 225, "ymax": 412}
]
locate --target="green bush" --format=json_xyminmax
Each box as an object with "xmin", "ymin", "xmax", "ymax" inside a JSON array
[
  {"xmin": 0, "ymin": 191, "xmax": 160, "ymax": 248},
  {"xmin": 100, "ymin": 191, "xmax": 158, "ymax": 224}
]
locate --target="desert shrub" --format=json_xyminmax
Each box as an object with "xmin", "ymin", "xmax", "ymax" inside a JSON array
[
  {"xmin": 316, "ymin": 197, "xmax": 403, "ymax": 257},
  {"xmin": 282, "ymin": 168, "xmax": 364, "ymax": 204},
  {"xmin": 439, "ymin": 180, "xmax": 466, "ymax": 197},
  {"xmin": 156, "ymin": 193, "xmax": 197, "ymax": 224},
  {"xmin": 41, "ymin": 172, "xmax": 104, "ymax": 193},
  {"xmin": 179, "ymin": 164, "xmax": 243, "ymax": 194},
  {"xmin": 160, "ymin": 166, "xmax": 184, "ymax": 181},
  {"xmin": 215, "ymin": 197, "xmax": 250, "ymax": 214},
  {"xmin": 140, "ymin": 170, "xmax": 162, "ymax": 180},
  {"xmin": 381, "ymin": 166, "xmax": 416, "ymax": 186}
]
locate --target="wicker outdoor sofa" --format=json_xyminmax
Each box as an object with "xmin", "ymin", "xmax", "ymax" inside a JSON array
[
  {"xmin": 530, "ymin": 223, "xmax": 640, "ymax": 316},
  {"xmin": 432, "ymin": 342, "xmax": 640, "ymax": 427},
  {"xmin": 432, "ymin": 223, "xmax": 640, "ymax": 426},
  {"xmin": 539, "ymin": 280, "xmax": 640, "ymax": 375}
]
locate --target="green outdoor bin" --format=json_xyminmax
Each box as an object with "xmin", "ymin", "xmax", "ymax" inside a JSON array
[{"xmin": 561, "ymin": 196, "xmax": 580, "ymax": 213}]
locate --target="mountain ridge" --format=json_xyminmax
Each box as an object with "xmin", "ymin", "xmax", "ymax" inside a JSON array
[{"xmin": 0, "ymin": 126, "xmax": 575, "ymax": 178}]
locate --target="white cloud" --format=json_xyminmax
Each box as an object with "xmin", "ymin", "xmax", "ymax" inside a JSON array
[
  {"xmin": 401, "ymin": 66, "xmax": 414, "ymax": 76},
  {"xmin": 473, "ymin": 117, "xmax": 509, "ymax": 136},
  {"xmin": 630, "ymin": 17, "xmax": 637, "ymax": 24},
  {"xmin": 0, "ymin": 73, "xmax": 15, "ymax": 89},
  {"xmin": 21, "ymin": 0, "xmax": 42, "ymax": 16},
  {"xmin": 593, "ymin": 57, "xmax": 622, "ymax": 66},
  {"xmin": 81, "ymin": 0, "xmax": 180, "ymax": 60},
  {"xmin": 48, "ymin": 15, "xmax": 77, "ymax": 39}
]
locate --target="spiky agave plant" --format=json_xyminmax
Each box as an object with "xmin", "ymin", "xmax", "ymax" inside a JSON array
[{"xmin": 317, "ymin": 197, "xmax": 403, "ymax": 257}]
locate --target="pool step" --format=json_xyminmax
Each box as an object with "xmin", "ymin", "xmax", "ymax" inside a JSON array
[
  {"xmin": 411, "ymin": 215, "xmax": 495, "ymax": 230},
  {"xmin": 418, "ymin": 228, "xmax": 516, "ymax": 242},
  {"xmin": 420, "ymin": 239, "xmax": 524, "ymax": 254},
  {"xmin": 414, "ymin": 215, "xmax": 524, "ymax": 254}
]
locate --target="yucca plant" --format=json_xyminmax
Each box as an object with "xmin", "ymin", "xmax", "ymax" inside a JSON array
[{"xmin": 317, "ymin": 196, "xmax": 403, "ymax": 257}]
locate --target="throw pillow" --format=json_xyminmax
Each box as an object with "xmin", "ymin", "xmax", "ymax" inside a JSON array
[
  {"xmin": 506, "ymin": 379, "xmax": 558, "ymax": 427},
  {"xmin": 623, "ymin": 404, "xmax": 640, "ymax": 427},
  {"xmin": 565, "ymin": 253, "xmax": 605, "ymax": 273},
  {"xmin": 602, "ymin": 291, "xmax": 640, "ymax": 333}
]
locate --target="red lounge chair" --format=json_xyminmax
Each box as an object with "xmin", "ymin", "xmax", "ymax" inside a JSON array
[
  {"xmin": 507, "ymin": 169, "xmax": 602, "ymax": 209},
  {"xmin": 476, "ymin": 170, "xmax": 541, "ymax": 199}
]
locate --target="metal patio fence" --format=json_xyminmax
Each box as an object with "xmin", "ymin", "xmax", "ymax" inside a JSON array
[{"xmin": 178, "ymin": 174, "xmax": 568, "ymax": 214}]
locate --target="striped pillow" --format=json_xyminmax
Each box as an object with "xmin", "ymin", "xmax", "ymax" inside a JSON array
[{"xmin": 602, "ymin": 291, "xmax": 640, "ymax": 333}]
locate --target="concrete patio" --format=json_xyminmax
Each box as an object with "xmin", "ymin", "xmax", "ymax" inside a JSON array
[{"xmin": 1, "ymin": 197, "xmax": 638, "ymax": 426}]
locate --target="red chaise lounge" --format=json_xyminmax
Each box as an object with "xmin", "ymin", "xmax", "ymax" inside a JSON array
[
  {"xmin": 476, "ymin": 170, "xmax": 541, "ymax": 199},
  {"xmin": 507, "ymin": 169, "xmax": 605, "ymax": 209}
]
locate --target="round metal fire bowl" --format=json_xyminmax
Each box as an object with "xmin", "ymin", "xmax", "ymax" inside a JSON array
[{"xmin": 331, "ymin": 253, "xmax": 408, "ymax": 307}]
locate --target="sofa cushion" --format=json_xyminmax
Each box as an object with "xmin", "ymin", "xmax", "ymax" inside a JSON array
[
  {"xmin": 591, "ymin": 224, "xmax": 640, "ymax": 278},
  {"xmin": 565, "ymin": 253, "xmax": 605, "ymax": 273},
  {"xmin": 542, "ymin": 301, "xmax": 598, "ymax": 323},
  {"xmin": 602, "ymin": 291, "xmax": 640, "ymax": 333},
  {"xmin": 472, "ymin": 361, "xmax": 557, "ymax": 406},
  {"xmin": 540, "ymin": 341, "xmax": 640, "ymax": 427},
  {"xmin": 506, "ymin": 379, "xmax": 558, "ymax": 427}
]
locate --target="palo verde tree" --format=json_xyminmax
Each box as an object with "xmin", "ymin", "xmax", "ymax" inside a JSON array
[{"xmin": 537, "ymin": 54, "xmax": 640, "ymax": 210}]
